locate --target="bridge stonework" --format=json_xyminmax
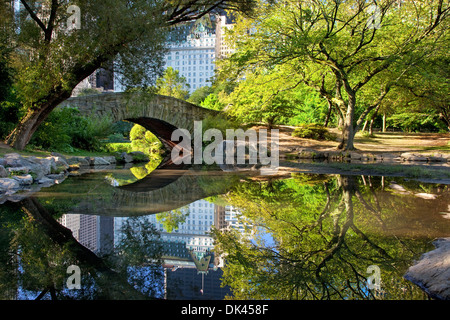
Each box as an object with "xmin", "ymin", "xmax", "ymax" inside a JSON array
[{"xmin": 58, "ymin": 92, "xmax": 219, "ymax": 149}]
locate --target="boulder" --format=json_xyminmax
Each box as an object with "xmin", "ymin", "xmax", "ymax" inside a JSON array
[
  {"xmin": 37, "ymin": 176, "xmax": 55, "ymax": 185},
  {"xmin": 67, "ymin": 156, "xmax": 90, "ymax": 166},
  {"xmin": 0, "ymin": 178, "xmax": 21, "ymax": 192},
  {"xmin": 102, "ymin": 156, "xmax": 117, "ymax": 164},
  {"xmin": 7, "ymin": 167, "xmax": 29, "ymax": 174},
  {"xmin": 0, "ymin": 165, "xmax": 7, "ymax": 178},
  {"xmin": 87, "ymin": 157, "xmax": 110, "ymax": 166},
  {"xmin": 52, "ymin": 156, "xmax": 70, "ymax": 170},
  {"xmin": 404, "ymin": 238, "xmax": 450, "ymax": 300},
  {"xmin": 297, "ymin": 148, "xmax": 321, "ymax": 159},
  {"xmin": 12, "ymin": 174, "xmax": 34, "ymax": 185},
  {"xmin": 401, "ymin": 152, "xmax": 427, "ymax": 162},
  {"xmin": 120, "ymin": 152, "xmax": 134, "ymax": 163}
]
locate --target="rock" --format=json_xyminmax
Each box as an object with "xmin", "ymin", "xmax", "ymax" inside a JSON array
[
  {"xmin": 0, "ymin": 165, "xmax": 7, "ymax": 178},
  {"xmin": 52, "ymin": 156, "xmax": 70, "ymax": 170},
  {"xmin": 102, "ymin": 156, "xmax": 116, "ymax": 164},
  {"xmin": 68, "ymin": 164, "xmax": 80, "ymax": 172},
  {"xmin": 120, "ymin": 152, "xmax": 134, "ymax": 163},
  {"xmin": 401, "ymin": 152, "xmax": 427, "ymax": 162},
  {"xmin": 427, "ymin": 153, "xmax": 448, "ymax": 162},
  {"xmin": 51, "ymin": 152, "xmax": 67, "ymax": 161},
  {"xmin": 46, "ymin": 173, "xmax": 66, "ymax": 180},
  {"xmin": 0, "ymin": 158, "xmax": 6, "ymax": 167},
  {"xmin": 67, "ymin": 156, "xmax": 90, "ymax": 166},
  {"xmin": 7, "ymin": 167, "xmax": 29, "ymax": 174},
  {"xmin": 350, "ymin": 152, "xmax": 361, "ymax": 160},
  {"xmin": 380, "ymin": 153, "xmax": 400, "ymax": 162},
  {"xmin": 414, "ymin": 193, "xmax": 438, "ymax": 200},
  {"xmin": 87, "ymin": 157, "xmax": 110, "ymax": 166},
  {"xmin": 0, "ymin": 178, "xmax": 21, "ymax": 191},
  {"xmin": 37, "ymin": 176, "xmax": 55, "ymax": 185},
  {"xmin": 12, "ymin": 174, "xmax": 33, "ymax": 185},
  {"xmin": 129, "ymin": 151, "xmax": 149, "ymax": 162},
  {"xmin": 404, "ymin": 238, "xmax": 450, "ymax": 300},
  {"xmin": 34, "ymin": 158, "xmax": 52, "ymax": 176},
  {"xmin": 389, "ymin": 182, "xmax": 408, "ymax": 193},
  {"xmin": 297, "ymin": 148, "xmax": 320, "ymax": 159}
]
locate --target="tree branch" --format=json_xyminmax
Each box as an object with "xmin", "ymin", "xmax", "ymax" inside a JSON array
[{"xmin": 20, "ymin": 0, "xmax": 47, "ymax": 33}]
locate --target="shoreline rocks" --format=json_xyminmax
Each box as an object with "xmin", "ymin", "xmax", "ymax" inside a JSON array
[
  {"xmin": 280, "ymin": 147, "xmax": 450, "ymax": 164},
  {"xmin": 404, "ymin": 238, "xmax": 450, "ymax": 300},
  {"xmin": 0, "ymin": 151, "xmax": 149, "ymax": 204}
]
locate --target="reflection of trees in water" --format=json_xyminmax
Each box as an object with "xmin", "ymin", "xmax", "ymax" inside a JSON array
[
  {"xmin": 0, "ymin": 199, "xmax": 163, "ymax": 300},
  {"xmin": 213, "ymin": 174, "xmax": 449, "ymax": 300}
]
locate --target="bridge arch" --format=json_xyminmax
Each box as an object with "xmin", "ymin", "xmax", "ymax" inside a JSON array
[{"xmin": 58, "ymin": 92, "xmax": 220, "ymax": 151}]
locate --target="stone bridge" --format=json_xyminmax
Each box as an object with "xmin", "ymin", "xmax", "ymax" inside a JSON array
[{"xmin": 58, "ymin": 92, "xmax": 220, "ymax": 151}]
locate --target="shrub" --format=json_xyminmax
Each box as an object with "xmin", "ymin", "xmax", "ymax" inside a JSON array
[
  {"xmin": 292, "ymin": 123, "xmax": 336, "ymax": 141},
  {"xmin": 129, "ymin": 124, "xmax": 163, "ymax": 156},
  {"xmin": 30, "ymin": 107, "xmax": 113, "ymax": 152}
]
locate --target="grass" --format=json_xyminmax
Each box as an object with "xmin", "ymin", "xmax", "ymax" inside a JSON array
[
  {"xmin": 311, "ymin": 161, "xmax": 450, "ymax": 181},
  {"xmin": 0, "ymin": 144, "xmax": 118, "ymax": 159}
]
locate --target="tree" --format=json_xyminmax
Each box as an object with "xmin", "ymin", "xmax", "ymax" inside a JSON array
[
  {"xmin": 2, "ymin": 0, "xmax": 256, "ymax": 150},
  {"xmin": 213, "ymin": 174, "xmax": 440, "ymax": 299},
  {"xmin": 225, "ymin": 69, "xmax": 298, "ymax": 127},
  {"xmin": 155, "ymin": 67, "xmax": 190, "ymax": 100},
  {"xmin": 219, "ymin": 0, "xmax": 449, "ymax": 150},
  {"xmin": 188, "ymin": 85, "xmax": 213, "ymax": 105}
]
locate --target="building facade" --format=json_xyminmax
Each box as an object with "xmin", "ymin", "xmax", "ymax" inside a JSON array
[{"xmin": 163, "ymin": 15, "xmax": 217, "ymax": 93}]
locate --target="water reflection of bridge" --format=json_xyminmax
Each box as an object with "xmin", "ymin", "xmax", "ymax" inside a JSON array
[{"xmin": 68, "ymin": 164, "xmax": 252, "ymax": 217}]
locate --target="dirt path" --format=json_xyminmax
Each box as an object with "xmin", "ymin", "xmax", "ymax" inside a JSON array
[{"xmin": 276, "ymin": 126, "xmax": 450, "ymax": 155}]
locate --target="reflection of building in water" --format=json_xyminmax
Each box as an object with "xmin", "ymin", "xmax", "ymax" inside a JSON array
[
  {"xmin": 112, "ymin": 199, "xmax": 249, "ymax": 299},
  {"xmin": 165, "ymin": 267, "xmax": 231, "ymax": 300},
  {"xmin": 59, "ymin": 214, "xmax": 114, "ymax": 255}
]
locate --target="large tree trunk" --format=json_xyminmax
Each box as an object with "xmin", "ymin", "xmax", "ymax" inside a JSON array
[
  {"xmin": 6, "ymin": 88, "xmax": 72, "ymax": 150},
  {"xmin": 337, "ymin": 96, "xmax": 356, "ymax": 150}
]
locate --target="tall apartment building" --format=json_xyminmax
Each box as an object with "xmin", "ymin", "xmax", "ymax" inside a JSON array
[
  {"xmin": 59, "ymin": 214, "xmax": 114, "ymax": 255},
  {"xmin": 215, "ymin": 14, "xmax": 235, "ymax": 60},
  {"xmin": 163, "ymin": 15, "xmax": 217, "ymax": 93}
]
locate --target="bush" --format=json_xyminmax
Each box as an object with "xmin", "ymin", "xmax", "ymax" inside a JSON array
[
  {"xmin": 292, "ymin": 123, "xmax": 336, "ymax": 141},
  {"xmin": 30, "ymin": 107, "xmax": 113, "ymax": 152},
  {"xmin": 129, "ymin": 124, "xmax": 163, "ymax": 156},
  {"xmin": 0, "ymin": 101, "xmax": 23, "ymax": 140}
]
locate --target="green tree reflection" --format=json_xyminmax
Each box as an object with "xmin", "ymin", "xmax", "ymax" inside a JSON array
[{"xmin": 213, "ymin": 174, "xmax": 449, "ymax": 300}]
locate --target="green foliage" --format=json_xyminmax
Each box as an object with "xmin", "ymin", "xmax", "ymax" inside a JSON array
[
  {"xmin": 387, "ymin": 111, "xmax": 446, "ymax": 133},
  {"xmin": 288, "ymin": 87, "xmax": 330, "ymax": 126},
  {"xmin": 218, "ymin": 0, "xmax": 449, "ymax": 149},
  {"xmin": 156, "ymin": 67, "xmax": 190, "ymax": 100},
  {"xmin": 292, "ymin": 124, "xmax": 336, "ymax": 141},
  {"xmin": 102, "ymin": 142, "xmax": 133, "ymax": 154},
  {"xmin": 0, "ymin": 100, "xmax": 22, "ymax": 140},
  {"xmin": 188, "ymin": 86, "xmax": 213, "ymax": 105},
  {"xmin": 30, "ymin": 107, "xmax": 113, "ymax": 152},
  {"xmin": 129, "ymin": 124, "xmax": 163, "ymax": 156},
  {"xmin": 155, "ymin": 206, "xmax": 189, "ymax": 233},
  {"xmin": 201, "ymin": 93, "xmax": 226, "ymax": 111}
]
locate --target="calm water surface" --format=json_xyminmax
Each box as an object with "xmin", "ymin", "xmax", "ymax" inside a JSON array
[{"xmin": 1, "ymin": 162, "xmax": 449, "ymax": 300}]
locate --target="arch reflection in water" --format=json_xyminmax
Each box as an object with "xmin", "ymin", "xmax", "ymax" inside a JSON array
[{"xmin": 2, "ymin": 167, "xmax": 450, "ymax": 300}]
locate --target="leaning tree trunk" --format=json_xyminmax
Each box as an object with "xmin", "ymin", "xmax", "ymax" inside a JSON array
[
  {"xmin": 337, "ymin": 96, "xmax": 357, "ymax": 151},
  {"xmin": 5, "ymin": 88, "xmax": 72, "ymax": 150}
]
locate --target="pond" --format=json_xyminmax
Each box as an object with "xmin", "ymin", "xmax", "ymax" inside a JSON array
[{"xmin": 0, "ymin": 160, "xmax": 449, "ymax": 300}]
